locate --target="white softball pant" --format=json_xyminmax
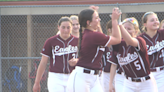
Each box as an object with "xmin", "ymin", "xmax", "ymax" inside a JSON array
[
  {"xmin": 123, "ymin": 73, "xmax": 158, "ymax": 92},
  {"xmin": 115, "ymin": 73, "xmax": 124, "ymax": 92},
  {"xmin": 100, "ymin": 71, "xmax": 114, "ymax": 92},
  {"xmin": 66, "ymin": 66, "xmax": 103, "ymax": 92},
  {"xmin": 151, "ymin": 70, "xmax": 164, "ymax": 92},
  {"xmin": 47, "ymin": 72, "xmax": 70, "ymax": 92}
]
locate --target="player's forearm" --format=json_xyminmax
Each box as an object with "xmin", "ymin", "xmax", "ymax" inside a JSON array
[
  {"xmin": 111, "ymin": 19, "xmax": 121, "ymax": 44},
  {"xmin": 35, "ymin": 62, "xmax": 47, "ymax": 83},
  {"xmin": 35, "ymin": 57, "xmax": 48, "ymax": 83},
  {"xmin": 109, "ymin": 64, "xmax": 117, "ymax": 84}
]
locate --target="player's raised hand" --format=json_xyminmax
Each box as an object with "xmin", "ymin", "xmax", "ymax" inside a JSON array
[
  {"xmin": 68, "ymin": 58, "xmax": 78, "ymax": 66},
  {"xmin": 33, "ymin": 82, "xmax": 41, "ymax": 92},
  {"xmin": 118, "ymin": 10, "xmax": 122, "ymax": 25},
  {"xmin": 111, "ymin": 7, "xmax": 122, "ymax": 21},
  {"xmin": 89, "ymin": 5, "xmax": 99, "ymax": 11}
]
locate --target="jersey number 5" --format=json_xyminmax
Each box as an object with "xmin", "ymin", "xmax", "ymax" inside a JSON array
[{"xmin": 134, "ymin": 60, "xmax": 141, "ymax": 70}]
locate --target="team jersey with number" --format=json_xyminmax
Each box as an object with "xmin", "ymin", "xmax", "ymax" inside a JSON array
[
  {"xmin": 41, "ymin": 35, "xmax": 78, "ymax": 74},
  {"xmin": 139, "ymin": 29, "xmax": 164, "ymax": 69},
  {"xmin": 102, "ymin": 47, "xmax": 113, "ymax": 72},
  {"xmin": 76, "ymin": 29, "xmax": 110, "ymax": 70},
  {"xmin": 110, "ymin": 37, "xmax": 150, "ymax": 78}
]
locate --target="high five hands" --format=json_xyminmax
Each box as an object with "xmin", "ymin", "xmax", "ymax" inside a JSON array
[
  {"xmin": 89, "ymin": 5, "xmax": 99, "ymax": 11},
  {"xmin": 111, "ymin": 7, "xmax": 122, "ymax": 21}
]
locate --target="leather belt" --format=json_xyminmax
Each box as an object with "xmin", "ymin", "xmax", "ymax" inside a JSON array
[
  {"xmin": 83, "ymin": 69, "xmax": 99, "ymax": 75},
  {"xmin": 126, "ymin": 75, "xmax": 150, "ymax": 82},
  {"xmin": 150, "ymin": 67, "xmax": 164, "ymax": 72}
]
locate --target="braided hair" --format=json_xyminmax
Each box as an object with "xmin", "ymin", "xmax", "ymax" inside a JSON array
[{"xmin": 78, "ymin": 8, "xmax": 95, "ymax": 57}]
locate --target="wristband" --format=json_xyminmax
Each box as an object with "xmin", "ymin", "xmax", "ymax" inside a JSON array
[{"xmin": 119, "ymin": 22, "xmax": 123, "ymax": 25}]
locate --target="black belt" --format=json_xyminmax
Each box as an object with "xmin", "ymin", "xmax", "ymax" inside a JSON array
[
  {"xmin": 150, "ymin": 67, "xmax": 164, "ymax": 72},
  {"xmin": 117, "ymin": 71, "xmax": 122, "ymax": 74},
  {"xmin": 126, "ymin": 75, "xmax": 150, "ymax": 82},
  {"xmin": 117, "ymin": 71, "xmax": 125, "ymax": 76},
  {"xmin": 83, "ymin": 69, "xmax": 99, "ymax": 75}
]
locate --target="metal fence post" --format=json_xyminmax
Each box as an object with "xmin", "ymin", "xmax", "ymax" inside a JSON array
[
  {"xmin": 0, "ymin": 7, "xmax": 2, "ymax": 92},
  {"xmin": 27, "ymin": 15, "xmax": 32, "ymax": 92}
]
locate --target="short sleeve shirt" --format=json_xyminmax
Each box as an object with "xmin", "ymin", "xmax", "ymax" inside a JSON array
[
  {"xmin": 76, "ymin": 29, "xmax": 110, "ymax": 70},
  {"xmin": 110, "ymin": 37, "xmax": 150, "ymax": 78},
  {"xmin": 41, "ymin": 35, "xmax": 78, "ymax": 73},
  {"xmin": 102, "ymin": 47, "xmax": 113, "ymax": 72},
  {"xmin": 140, "ymin": 29, "xmax": 164, "ymax": 69}
]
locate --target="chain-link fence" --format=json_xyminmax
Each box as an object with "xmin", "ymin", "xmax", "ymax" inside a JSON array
[{"xmin": 0, "ymin": 2, "xmax": 164, "ymax": 92}]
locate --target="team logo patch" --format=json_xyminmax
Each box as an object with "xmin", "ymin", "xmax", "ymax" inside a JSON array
[
  {"xmin": 53, "ymin": 45, "xmax": 78, "ymax": 56},
  {"xmin": 147, "ymin": 40, "xmax": 164, "ymax": 55},
  {"xmin": 117, "ymin": 52, "xmax": 138, "ymax": 65}
]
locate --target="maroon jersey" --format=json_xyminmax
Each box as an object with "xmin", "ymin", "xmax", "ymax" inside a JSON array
[
  {"xmin": 110, "ymin": 37, "xmax": 150, "ymax": 78},
  {"xmin": 76, "ymin": 29, "xmax": 110, "ymax": 70},
  {"xmin": 102, "ymin": 47, "xmax": 113, "ymax": 72},
  {"xmin": 41, "ymin": 35, "xmax": 78, "ymax": 73},
  {"xmin": 140, "ymin": 29, "xmax": 164, "ymax": 69}
]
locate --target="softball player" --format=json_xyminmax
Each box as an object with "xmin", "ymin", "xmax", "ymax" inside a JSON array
[
  {"xmin": 109, "ymin": 17, "xmax": 158, "ymax": 92},
  {"xmin": 114, "ymin": 67, "xmax": 125, "ymax": 92},
  {"xmin": 66, "ymin": 7, "xmax": 122, "ymax": 92},
  {"xmin": 70, "ymin": 15, "xmax": 80, "ymax": 38},
  {"xmin": 103, "ymin": 20, "xmax": 125, "ymax": 92},
  {"xmin": 101, "ymin": 46, "xmax": 113, "ymax": 92},
  {"xmin": 100, "ymin": 20, "xmax": 118, "ymax": 92},
  {"xmin": 56, "ymin": 15, "xmax": 80, "ymax": 37},
  {"xmin": 140, "ymin": 11, "xmax": 164, "ymax": 92},
  {"xmin": 33, "ymin": 16, "xmax": 78, "ymax": 92},
  {"xmin": 159, "ymin": 19, "xmax": 164, "ymax": 30}
]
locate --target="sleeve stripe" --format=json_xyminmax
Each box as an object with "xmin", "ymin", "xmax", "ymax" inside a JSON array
[
  {"xmin": 108, "ymin": 61, "xmax": 117, "ymax": 65},
  {"xmin": 105, "ymin": 37, "xmax": 111, "ymax": 47},
  {"xmin": 136, "ymin": 39, "xmax": 140, "ymax": 51},
  {"xmin": 40, "ymin": 53, "xmax": 50, "ymax": 58}
]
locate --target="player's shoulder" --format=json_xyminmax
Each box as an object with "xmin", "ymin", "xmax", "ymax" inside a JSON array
[
  {"xmin": 138, "ymin": 32, "xmax": 146, "ymax": 37},
  {"xmin": 86, "ymin": 29, "xmax": 105, "ymax": 36},
  {"xmin": 93, "ymin": 31, "xmax": 106, "ymax": 36},
  {"xmin": 136, "ymin": 36, "xmax": 145, "ymax": 41},
  {"xmin": 138, "ymin": 32, "xmax": 151, "ymax": 42},
  {"xmin": 71, "ymin": 35, "xmax": 79, "ymax": 40},
  {"xmin": 157, "ymin": 29, "xmax": 164, "ymax": 35},
  {"xmin": 136, "ymin": 36, "xmax": 147, "ymax": 47},
  {"xmin": 46, "ymin": 35, "xmax": 58, "ymax": 42},
  {"xmin": 92, "ymin": 31, "xmax": 110, "ymax": 41}
]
